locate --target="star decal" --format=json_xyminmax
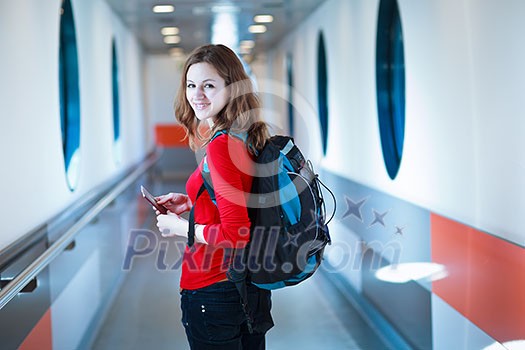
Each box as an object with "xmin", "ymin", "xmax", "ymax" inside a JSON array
[
  {"xmin": 283, "ymin": 231, "xmax": 300, "ymax": 248},
  {"xmin": 303, "ymin": 209, "xmax": 320, "ymax": 231},
  {"xmin": 341, "ymin": 195, "xmax": 368, "ymax": 222},
  {"xmin": 301, "ymin": 209, "xmax": 331, "ymax": 245},
  {"xmin": 368, "ymin": 209, "xmax": 389, "ymax": 228},
  {"xmin": 394, "ymin": 225, "xmax": 406, "ymax": 236}
]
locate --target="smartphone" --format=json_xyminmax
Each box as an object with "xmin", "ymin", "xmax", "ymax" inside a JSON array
[{"xmin": 140, "ymin": 185, "xmax": 168, "ymax": 214}]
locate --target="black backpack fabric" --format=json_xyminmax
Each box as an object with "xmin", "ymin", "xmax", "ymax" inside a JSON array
[{"xmin": 189, "ymin": 132, "xmax": 335, "ymax": 290}]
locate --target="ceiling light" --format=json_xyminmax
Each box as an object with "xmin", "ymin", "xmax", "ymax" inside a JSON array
[
  {"xmin": 239, "ymin": 46, "xmax": 251, "ymax": 55},
  {"xmin": 192, "ymin": 7, "xmax": 207, "ymax": 16},
  {"xmin": 254, "ymin": 15, "xmax": 273, "ymax": 23},
  {"xmin": 161, "ymin": 27, "xmax": 179, "ymax": 36},
  {"xmin": 240, "ymin": 40, "xmax": 255, "ymax": 49},
  {"xmin": 248, "ymin": 24, "xmax": 267, "ymax": 34},
  {"xmin": 163, "ymin": 35, "xmax": 181, "ymax": 44},
  {"xmin": 169, "ymin": 48, "xmax": 184, "ymax": 57},
  {"xmin": 193, "ymin": 31, "xmax": 205, "ymax": 40},
  {"xmin": 152, "ymin": 5, "xmax": 174, "ymax": 14}
]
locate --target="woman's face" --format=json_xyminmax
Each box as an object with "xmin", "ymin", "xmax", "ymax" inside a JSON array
[{"xmin": 186, "ymin": 62, "xmax": 229, "ymax": 123}]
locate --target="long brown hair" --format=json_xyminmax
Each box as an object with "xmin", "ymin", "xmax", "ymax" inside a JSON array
[{"xmin": 174, "ymin": 44, "xmax": 269, "ymax": 154}]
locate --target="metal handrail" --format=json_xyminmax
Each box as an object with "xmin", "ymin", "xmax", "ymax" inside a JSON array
[{"xmin": 0, "ymin": 151, "xmax": 160, "ymax": 310}]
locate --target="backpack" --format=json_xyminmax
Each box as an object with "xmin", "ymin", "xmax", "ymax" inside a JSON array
[
  {"xmin": 188, "ymin": 131, "xmax": 335, "ymax": 289},
  {"xmin": 187, "ymin": 131, "xmax": 335, "ymax": 332}
]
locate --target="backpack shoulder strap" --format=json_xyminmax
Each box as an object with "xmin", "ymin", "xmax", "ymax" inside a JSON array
[
  {"xmin": 201, "ymin": 129, "xmax": 251, "ymax": 203},
  {"xmin": 201, "ymin": 156, "xmax": 215, "ymax": 203},
  {"xmin": 210, "ymin": 129, "xmax": 229, "ymax": 141},
  {"xmin": 187, "ymin": 130, "xmax": 230, "ymax": 247},
  {"xmin": 187, "ymin": 184, "xmax": 207, "ymax": 248}
]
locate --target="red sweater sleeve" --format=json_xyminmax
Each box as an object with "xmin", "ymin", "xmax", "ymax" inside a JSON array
[{"xmin": 203, "ymin": 134, "xmax": 253, "ymax": 248}]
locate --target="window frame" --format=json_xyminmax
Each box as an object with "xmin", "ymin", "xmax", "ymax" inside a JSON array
[
  {"xmin": 59, "ymin": 0, "xmax": 81, "ymax": 190},
  {"xmin": 111, "ymin": 39, "xmax": 122, "ymax": 164},
  {"xmin": 375, "ymin": 0, "xmax": 406, "ymax": 180},
  {"xmin": 317, "ymin": 31, "xmax": 329, "ymax": 155},
  {"xmin": 286, "ymin": 54, "xmax": 295, "ymax": 137}
]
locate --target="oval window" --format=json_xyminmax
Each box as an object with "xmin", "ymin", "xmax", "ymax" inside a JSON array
[
  {"xmin": 286, "ymin": 54, "xmax": 295, "ymax": 137},
  {"xmin": 376, "ymin": 0, "xmax": 405, "ymax": 179},
  {"xmin": 59, "ymin": 0, "xmax": 81, "ymax": 190},
  {"xmin": 317, "ymin": 32, "xmax": 328, "ymax": 155},
  {"xmin": 111, "ymin": 39, "xmax": 121, "ymax": 164}
]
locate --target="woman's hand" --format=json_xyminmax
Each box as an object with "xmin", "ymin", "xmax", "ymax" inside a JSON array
[
  {"xmin": 156, "ymin": 212, "xmax": 189, "ymax": 238},
  {"xmin": 156, "ymin": 193, "xmax": 192, "ymax": 215}
]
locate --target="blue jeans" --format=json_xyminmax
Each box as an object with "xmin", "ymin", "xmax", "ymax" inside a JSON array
[{"xmin": 180, "ymin": 281, "xmax": 273, "ymax": 350}]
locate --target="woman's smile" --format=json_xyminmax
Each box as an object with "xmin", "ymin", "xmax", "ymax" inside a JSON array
[{"xmin": 192, "ymin": 102, "xmax": 210, "ymax": 111}]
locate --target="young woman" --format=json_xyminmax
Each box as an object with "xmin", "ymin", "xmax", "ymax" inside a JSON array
[{"xmin": 155, "ymin": 44, "xmax": 273, "ymax": 349}]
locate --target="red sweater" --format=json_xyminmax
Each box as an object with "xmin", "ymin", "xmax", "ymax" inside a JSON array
[{"xmin": 180, "ymin": 133, "xmax": 254, "ymax": 290}]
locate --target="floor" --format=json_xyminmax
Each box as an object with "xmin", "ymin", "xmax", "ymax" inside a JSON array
[{"xmin": 92, "ymin": 179, "xmax": 389, "ymax": 350}]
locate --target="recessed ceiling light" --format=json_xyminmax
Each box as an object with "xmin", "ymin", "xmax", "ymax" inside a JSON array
[
  {"xmin": 239, "ymin": 46, "xmax": 251, "ymax": 55},
  {"xmin": 163, "ymin": 35, "xmax": 181, "ymax": 44},
  {"xmin": 242, "ymin": 54, "xmax": 253, "ymax": 63},
  {"xmin": 169, "ymin": 48, "xmax": 184, "ymax": 57},
  {"xmin": 161, "ymin": 26, "xmax": 179, "ymax": 36},
  {"xmin": 254, "ymin": 15, "xmax": 273, "ymax": 23},
  {"xmin": 152, "ymin": 5, "xmax": 174, "ymax": 14},
  {"xmin": 192, "ymin": 7, "xmax": 207, "ymax": 15},
  {"xmin": 240, "ymin": 40, "xmax": 255, "ymax": 49},
  {"xmin": 248, "ymin": 24, "xmax": 267, "ymax": 34},
  {"xmin": 193, "ymin": 31, "xmax": 205, "ymax": 40}
]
